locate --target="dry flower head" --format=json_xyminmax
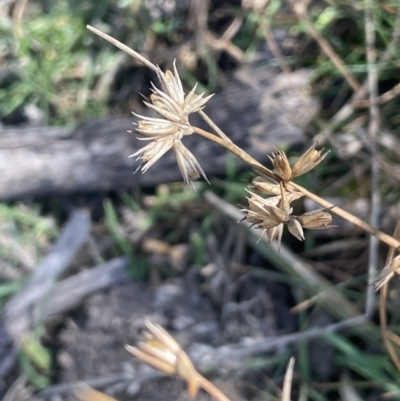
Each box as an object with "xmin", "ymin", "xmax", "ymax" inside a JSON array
[
  {"xmin": 243, "ymin": 190, "xmax": 335, "ymax": 247},
  {"xmin": 269, "ymin": 142, "xmax": 330, "ymax": 181},
  {"xmin": 297, "ymin": 207, "xmax": 335, "ymax": 229},
  {"xmin": 130, "ymin": 61, "xmax": 213, "ymax": 188},
  {"xmin": 126, "ymin": 319, "xmax": 200, "ymax": 398}
]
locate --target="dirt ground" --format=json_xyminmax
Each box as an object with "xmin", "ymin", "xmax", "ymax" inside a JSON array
[{"xmin": 54, "ymin": 267, "xmax": 305, "ymax": 401}]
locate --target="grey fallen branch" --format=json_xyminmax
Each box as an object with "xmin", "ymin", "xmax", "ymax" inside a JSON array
[
  {"xmin": 44, "ymin": 256, "xmax": 128, "ymax": 318},
  {"xmin": 0, "ymin": 68, "xmax": 313, "ymax": 200},
  {"xmin": 0, "ymin": 210, "xmax": 90, "ymax": 380},
  {"xmin": 0, "ymin": 210, "xmax": 101, "ymax": 381},
  {"xmin": 4, "ymin": 209, "xmax": 91, "ymax": 338}
]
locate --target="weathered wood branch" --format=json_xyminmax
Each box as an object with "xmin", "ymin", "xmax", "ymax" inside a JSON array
[{"xmin": 0, "ymin": 69, "xmax": 314, "ymax": 200}]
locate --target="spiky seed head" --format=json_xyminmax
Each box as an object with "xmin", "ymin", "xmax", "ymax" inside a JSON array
[
  {"xmin": 130, "ymin": 135, "xmax": 175, "ymax": 173},
  {"xmin": 269, "ymin": 148, "xmax": 292, "ymax": 181},
  {"xmin": 243, "ymin": 193, "xmax": 283, "ymax": 229},
  {"xmin": 130, "ymin": 60, "xmax": 213, "ymax": 187},
  {"xmin": 264, "ymin": 204, "xmax": 291, "ymax": 224},
  {"xmin": 173, "ymin": 140, "xmax": 209, "ymax": 188},
  {"xmin": 134, "ymin": 114, "xmax": 186, "ymax": 137},
  {"xmin": 155, "ymin": 62, "xmax": 213, "ymax": 118},
  {"xmin": 298, "ymin": 208, "xmax": 334, "ymax": 229},
  {"xmin": 291, "ymin": 142, "xmax": 330, "ymax": 178}
]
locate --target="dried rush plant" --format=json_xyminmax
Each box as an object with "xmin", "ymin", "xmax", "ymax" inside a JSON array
[{"xmin": 84, "ymin": 25, "xmax": 400, "ymax": 401}]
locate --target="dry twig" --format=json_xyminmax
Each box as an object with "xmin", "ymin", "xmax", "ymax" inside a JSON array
[
  {"xmin": 364, "ymin": 0, "xmax": 381, "ymax": 317},
  {"xmin": 288, "ymin": 0, "xmax": 361, "ymax": 92}
]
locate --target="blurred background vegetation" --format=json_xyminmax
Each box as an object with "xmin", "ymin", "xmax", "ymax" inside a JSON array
[{"xmin": 1, "ymin": 0, "xmax": 400, "ymax": 400}]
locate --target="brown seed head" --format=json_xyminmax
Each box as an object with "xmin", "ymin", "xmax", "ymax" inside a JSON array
[
  {"xmin": 264, "ymin": 204, "xmax": 291, "ymax": 224},
  {"xmin": 291, "ymin": 142, "xmax": 330, "ymax": 178},
  {"xmin": 298, "ymin": 208, "xmax": 334, "ymax": 229},
  {"xmin": 243, "ymin": 192, "xmax": 285, "ymax": 230},
  {"xmin": 269, "ymin": 148, "xmax": 292, "ymax": 181}
]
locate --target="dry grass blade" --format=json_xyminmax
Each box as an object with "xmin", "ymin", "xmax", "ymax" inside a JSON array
[{"xmin": 282, "ymin": 357, "xmax": 295, "ymax": 401}]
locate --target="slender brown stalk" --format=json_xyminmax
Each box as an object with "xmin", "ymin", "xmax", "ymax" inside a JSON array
[
  {"xmin": 198, "ymin": 110, "xmax": 233, "ymax": 143},
  {"xmin": 257, "ymin": 15, "xmax": 291, "ymax": 74},
  {"xmin": 289, "ymin": 182, "xmax": 400, "ymax": 250},
  {"xmin": 86, "ymin": 25, "xmax": 158, "ymax": 73},
  {"xmin": 314, "ymin": 3, "xmax": 400, "ymax": 143},
  {"xmin": 192, "ymin": 126, "xmax": 277, "ymax": 180},
  {"xmin": 197, "ymin": 375, "xmax": 231, "ymax": 401},
  {"xmin": 380, "ymin": 284, "xmax": 400, "ymax": 371}
]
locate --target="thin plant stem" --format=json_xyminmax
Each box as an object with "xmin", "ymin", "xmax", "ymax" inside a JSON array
[
  {"xmin": 289, "ymin": 182, "xmax": 399, "ymax": 250},
  {"xmin": 192, "ymin": 126, "xmax": 276, "ymax": 179},
  {"xmin": 365, "ymin": 0, "xmax": 380, "ymax": 317},
  {"xmin": 380, "ymin": 284, "xmax": 400, "ymax": 371},
  {"xmin": 302, "ymin": 19, "xmax": 361, "ymax": 92},
  {"xmin": 197, "ymin": 375, "xmax": 231, "ymax": 401},
  {"xmin": 257, "ymin": 14, "xmax": 291, "ymax": 74},
  {"xmin": 288, "ymin": 0, "xmax": 361, "ymax": 92},
  {"xmin": 315, "ymin": 3, "xmax": 400, "ymax": 143},
  {"xmin": 86, "ymin": 25, "xmax": 158, "ymax": 73},
  {"xmin": 198, "ymin": 110, "xmax": 233, "ymax": 143},
  {"xmin": 290, "ymin": 0, "xmax": 360, "ymax": 92}
]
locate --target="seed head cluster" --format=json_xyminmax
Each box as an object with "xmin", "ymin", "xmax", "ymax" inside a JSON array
[
  {"xmin": 243, "ymin": 144, "xmax": 335, "ymax": 247},
  {"xmin": 131, "ymin": 61, "xmax": 213, "ymax": 187}
]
